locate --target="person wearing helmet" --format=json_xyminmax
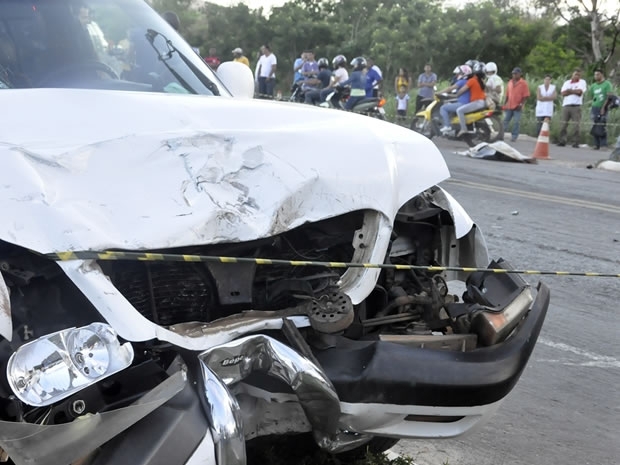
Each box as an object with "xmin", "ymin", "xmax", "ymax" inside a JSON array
[
  {"xmin": 485, "ymin": 62, "xmax": 503, "ymax": 106},
  {"xmin": 337, "ymin": 57, "xmax": 367, "ymax": 110},
  {"xmin": 330, "ymin": 54, "xmax": 349, "ymax": 86},
  {"xmin": 319, "ymin": 55, "xmax": 349, "ymax": 103},
  {"xmin": 304, "ymin": 57, "xmax": 332, "ymax": 105},
  {"xmin": 450, "ymin": 66, "xmax": 463, "ymax": 85},
  {"xmin": 454, "ymin": 62, "xmax": 487, "ymax": 137},
  {"xmin": 438, "ymin": 64, "xmax": 472, "ymax": 135}
]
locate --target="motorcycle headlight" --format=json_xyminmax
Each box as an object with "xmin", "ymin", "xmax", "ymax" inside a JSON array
[{"xmin": 6, "ymin": 323, "xmax": 133, "ymax": 407}]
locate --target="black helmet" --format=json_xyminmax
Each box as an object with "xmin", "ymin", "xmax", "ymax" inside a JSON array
[
  {"xmin": 350, "ymin": 56, "xmax": 367, "ymax": 71},
  {"xmin": 332, "ymin": 54, "xmax": 347, "ymax": 68},
  {"xmin": 317, "ymin": 57, "xmax": 329, "ymax": 68},
  {"xmin": 473, "ymin": 61, "xmax": 486, "ymax": 77}
]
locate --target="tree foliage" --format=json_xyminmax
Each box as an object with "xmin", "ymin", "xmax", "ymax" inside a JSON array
[
  {"xmin": 534, "ymin": 0, "xmax": 620, "ymax": 67},
  {"xmin": 148, "ymin": 0, "xmax": 620, "ymax": 87}
]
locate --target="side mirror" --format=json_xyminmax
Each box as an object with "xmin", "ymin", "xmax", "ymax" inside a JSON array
[{"xmin": 216, "ymin": 61, "xmax": 254, "ymax": 99}]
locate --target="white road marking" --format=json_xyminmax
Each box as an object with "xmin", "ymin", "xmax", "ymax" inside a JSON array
[
  {"xmin": 536, "ymin": 337, "xmax": 620, "ymax": 368},
  {"xmin": 446, "ymin": 179, "xmax": 620, "ymax": 214}
]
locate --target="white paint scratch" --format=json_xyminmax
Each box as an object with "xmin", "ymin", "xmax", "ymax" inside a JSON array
[{"xmin": 536, "ymin": 337, "xmax": 620, "ymax": 368}]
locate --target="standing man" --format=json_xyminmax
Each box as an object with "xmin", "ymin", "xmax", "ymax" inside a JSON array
[
  {"xmin": 300, "ymin": 50, "xmax": 318, "ymax": 79},
  {"xmin": 557, "ymin": 68, "xmax": 587, "ymax": 148},
  {"xmin": 256, "ymin": 45, "xmax": 277, "ymax": 99},
  {"xmin": 203, "ymin": 47, "xmax": 221, "ymax": 71},
  {"xmin": 231, "ymin": 48, "xmax": 249, "ymax": 67},
  {"xmin": 416, "ymin": 64, "xmax": 437, "ymax": 112},
  {"xmin": 365, "ymin": 57, "xmax": 382, "ymax": 98},
  {"xmin": 588, "ymin": 69, "xmax": 613, "ymax": 150},
  {"xmin": 503, "ymin": 67, "xmax": 530, "ymax": 142}
]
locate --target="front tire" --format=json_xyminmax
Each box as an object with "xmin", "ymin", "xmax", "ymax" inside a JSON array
[
  {"xmin": 410, "ymin": 116, "xmax": 433, "ymax": 139},
  {"xmin": 464, "ymin": 115, "xmax": 504, "ymax": 147}
]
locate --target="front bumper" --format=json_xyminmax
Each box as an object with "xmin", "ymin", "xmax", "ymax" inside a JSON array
[{"xmin": 314, "ymin": 282, "xmax": 550, "ymax": 408}]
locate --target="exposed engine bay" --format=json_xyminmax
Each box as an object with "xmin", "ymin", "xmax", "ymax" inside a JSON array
[{"xmin": 0, "ymin": 181, "xmax": 549, "ymax": 465}]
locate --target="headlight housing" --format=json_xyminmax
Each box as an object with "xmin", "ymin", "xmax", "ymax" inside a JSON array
[{"xmin": 7, "ymin": 323, "xmax": 133, "ymax": 407}]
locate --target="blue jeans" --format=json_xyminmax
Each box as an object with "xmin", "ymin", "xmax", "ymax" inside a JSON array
[
  {"xmin": 456, "ymin": 99, "xmax": 485, "ymax": 131},
  {"xmin": 503, "ymin": 109, "xmax": 522, "ymax": 140},
  {"xmin": 320, "ymin": 87, "xmax": 334, "ymax": 102},
  {"xmin": 440, "ymin": 102, "xmax": 461, "ymax": 128},
  {"xmin": 304, "ymin": 90, "xmax": 321, "ymax": 105},
  {"xmin": 257, "ymin": 77, "xmax": 275, "ymax": 98},
  {"xmin": 345, "ymin": 95, "xmax": 364, "ymax": 110}
]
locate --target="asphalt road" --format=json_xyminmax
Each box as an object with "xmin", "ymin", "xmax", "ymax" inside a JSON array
[{"xmin": 395, "ymin": 140, "xmax": 620, "ymax": 465}]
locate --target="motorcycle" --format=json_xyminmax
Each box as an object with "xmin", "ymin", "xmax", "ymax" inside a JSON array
[
  {"xmin": 411, "ymin": 93, "xmax": 504, "ymax": 147},
  {"xmin": 321, "ymin": 86, "xmax": 387, "ymax": 120},
  {"xmin": 289, "ymin": 82, "xmax": 306, "ymax": 103}
]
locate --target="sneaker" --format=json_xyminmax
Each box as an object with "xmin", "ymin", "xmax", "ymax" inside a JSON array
[
  {"xmin": 510, "ymin": 137, "xmax": 517, "ymax": 142},
  {"xmin": 457, "ymin": 129, "xmax": 467, "ymax": 137},
  {"xmin": 440, "ymin": 126, "xmax": 451, "ymax": 134}
]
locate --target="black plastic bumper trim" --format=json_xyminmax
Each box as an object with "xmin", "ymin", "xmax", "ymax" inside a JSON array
[{"xmin": 314, "ymin": 282, "xmax": 550, "ymax": 407}]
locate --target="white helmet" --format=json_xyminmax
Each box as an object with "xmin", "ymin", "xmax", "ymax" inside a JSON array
[
  {"xmin": 485, "ymin": 62, "xmax": 498, "ymax": 73},
  {"xmin": 459, "ymin": 64, "xmax": 472, "ymax": 77}
]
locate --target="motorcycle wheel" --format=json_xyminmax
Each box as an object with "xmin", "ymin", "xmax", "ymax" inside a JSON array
[
  {"xmin": 410, "ymin": 115, "xmax": 433, "ymax": 139},
  {"xmin": 486, "ymin": 114, "xmax": 505, "ymax": 142},
  {"xmin": 464, "ymin": 115, "xmax": 504, "ymax": 147}
]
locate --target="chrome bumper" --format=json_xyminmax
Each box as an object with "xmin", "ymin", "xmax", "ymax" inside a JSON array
[{"xmin": 197, "ymin": 334, "xmax": 368, "ymax": 465}]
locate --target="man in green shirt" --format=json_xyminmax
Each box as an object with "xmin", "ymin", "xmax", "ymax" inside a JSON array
[{"xmin": 588, "ymin": 69, "xmax": 614, "ymax": 149}]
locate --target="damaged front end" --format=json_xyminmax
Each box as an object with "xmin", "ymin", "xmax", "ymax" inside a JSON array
[{"xmin": 0, "ymin": 185, "xmax": 549, "ymax": 464}]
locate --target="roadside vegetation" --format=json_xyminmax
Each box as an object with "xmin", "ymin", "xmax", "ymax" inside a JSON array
[
  {"xmin": 137, "ymin": 0, "xmax": 620, "ymax": 143},
  {"xmin": 142, "ymin": 0, "xmax": 620, "ymax": 86}
]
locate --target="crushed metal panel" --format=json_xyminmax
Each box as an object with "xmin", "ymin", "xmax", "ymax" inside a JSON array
[
  {"xmin": 0, "ymin": 89, "xmax": 450, "ymax": 254},
  {"xmin": 0, "ymin": 273, "xmax": 11, "ymax": 342}
]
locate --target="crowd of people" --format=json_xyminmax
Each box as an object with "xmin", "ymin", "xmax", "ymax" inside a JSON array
[{"xmin": 187, "ymin": 33, "xmax": 617, "ymax": 150}]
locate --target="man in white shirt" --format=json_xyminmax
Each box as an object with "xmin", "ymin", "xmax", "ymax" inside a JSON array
[
  {"xmin": 557, "ymin": 68, "xmax": 587, "ymax": 147},
  {"xmin": 256, "ymin": 45, "xmax": 277, "ymax": 99}
]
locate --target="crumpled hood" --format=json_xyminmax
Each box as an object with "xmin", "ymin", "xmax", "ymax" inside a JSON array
[{"xmin": 0, "ymin": 89, "xmax": 450, "ymax": 253}]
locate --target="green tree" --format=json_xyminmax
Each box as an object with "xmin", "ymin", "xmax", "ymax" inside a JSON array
[{"xmin": 524, "ymin": 39, "xmax": 582, "ymax": 77}]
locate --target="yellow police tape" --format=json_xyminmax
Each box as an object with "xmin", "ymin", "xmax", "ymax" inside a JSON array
[{"xmin": 43, "ymin": 250, "xmax": 620, "ymax": 278}]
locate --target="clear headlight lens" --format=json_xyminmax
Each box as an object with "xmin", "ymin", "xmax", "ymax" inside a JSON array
[{"xmin": 6, "ymin": 323, "xmax": 133, "ymax": 407}]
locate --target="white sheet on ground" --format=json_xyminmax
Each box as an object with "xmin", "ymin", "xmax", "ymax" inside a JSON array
[{"xmin": 457, "ymin": 141, "xmax": 535, "ymax": 162}]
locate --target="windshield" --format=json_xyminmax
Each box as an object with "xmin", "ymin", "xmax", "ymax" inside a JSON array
[{"xmin": 0, "ymin": 0, "xmax": 228, "ymax": 95}]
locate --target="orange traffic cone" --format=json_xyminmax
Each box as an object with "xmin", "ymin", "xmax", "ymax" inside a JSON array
[{"xmin": 532, "ymin": 117, "xmax": 551, "ymax": 160}]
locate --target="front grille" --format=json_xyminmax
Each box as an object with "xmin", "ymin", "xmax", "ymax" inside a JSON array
[
  {"xmin": 107, "ymin": 261, "xmax": 214, "ymax": 326},
  {"xmin": 100, "ymin": 211, "xmax": 366, "ymax": 326}
]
